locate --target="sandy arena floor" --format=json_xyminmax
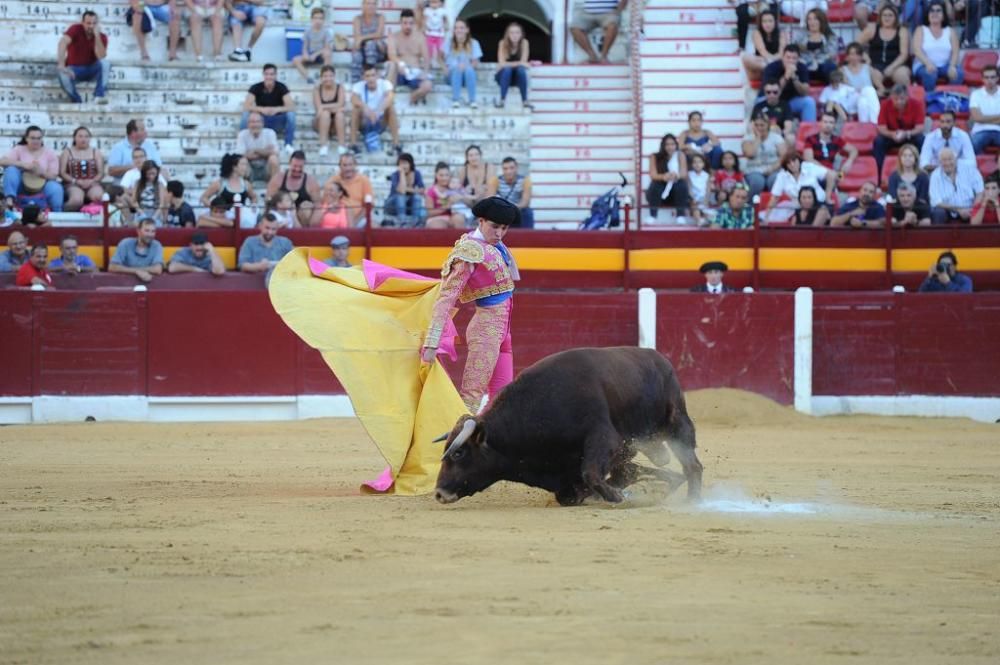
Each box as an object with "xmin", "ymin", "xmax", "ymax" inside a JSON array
[{"xmin": 1, "ymin": 389, "xmax": 998, "ymax": 665}]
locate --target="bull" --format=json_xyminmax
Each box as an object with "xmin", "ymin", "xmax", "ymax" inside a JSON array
[{"xmin": 433, "ymin": 347, "xmax": 703, "ymax": 506}]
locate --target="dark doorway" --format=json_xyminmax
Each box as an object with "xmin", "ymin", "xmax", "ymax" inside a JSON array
[{"xmin": 463, "ymin": 12, "xmax": 552, "ymax": 63}]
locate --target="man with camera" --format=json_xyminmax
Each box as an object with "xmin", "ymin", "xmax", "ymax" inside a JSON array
[{"xmin": 918, "ymin": 251, "xmax": 973, "ymax": 293}]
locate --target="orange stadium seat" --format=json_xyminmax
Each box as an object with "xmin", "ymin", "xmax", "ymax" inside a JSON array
[
  {"xmin": 795, "ymin": 122, "xmax": 819, "ymax": 152},
  {"xmin": 839, "ymin": 156, "xmax": 879, "ymax": 195},
  {"xmin": 840, "ymin": 122, "xmax": 878, "ymax": 154},
  {"xmin": 825, "ymin": 0, "xmax": 856, "ymax": 23},
  {"xmin": 979, "ymin": 155, "xmax": 999, "ymax": 178},
  {"xmin": 964, "ymin": 51, "xmax": 999, "ymax": 87},
  {"xmin": 881, "ymin": 155, "xmax": 898, "ymax": 187}
]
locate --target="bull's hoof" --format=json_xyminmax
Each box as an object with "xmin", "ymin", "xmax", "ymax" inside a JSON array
[{"xmin": 555, "ymin": 487, "xmax": 589, "ymax": 506}]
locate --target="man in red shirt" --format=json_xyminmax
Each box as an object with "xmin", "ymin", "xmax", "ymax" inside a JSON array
[
  {"xmin": 56, "ymin": 11, "xmax": 110, "ymax": 104},
  {"xmin": 804, "ymin": 110, "xmax": 859, "ymax": 175},
  {"xmin": 873, "ymin": 83, "xmax": 925, "ymax": 179},
  {"xmin": 971, "ymin": 178, "xmax": 999, "ymax": 225},
  {"xmin": 16, "ymin": 244, "xmax": 55, "ymax": 289}
]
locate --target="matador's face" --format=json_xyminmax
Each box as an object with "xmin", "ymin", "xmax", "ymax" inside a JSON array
[{"xmin": 477, "ymin": 220, "xmax": 508, "ymax": 245}]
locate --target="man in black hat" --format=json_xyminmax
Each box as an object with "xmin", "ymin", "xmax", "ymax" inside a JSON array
[
  {"xmin": 421, "ymin": 196, "xmax": 521, "ymax": 412},
  {"xmin": 167, "ymin": 231, "xmax": 226, "ymax": 276},
  {"xmin": 691, "ymin": 261, "xmax": 735, "ymax": 294}
]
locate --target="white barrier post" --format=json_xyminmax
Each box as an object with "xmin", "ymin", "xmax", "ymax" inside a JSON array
[
  {"xmin": 794, "ymin": 287, "xmax": 813, "ymax": 414},
  {"xmin": 638, "ymin": 287, "xmax": 656, "ymax": 349}
]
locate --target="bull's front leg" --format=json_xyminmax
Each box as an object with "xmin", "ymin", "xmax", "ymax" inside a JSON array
[{"xmin": 581, "ymin": 427, "xmax": 625, "ymax": 504}]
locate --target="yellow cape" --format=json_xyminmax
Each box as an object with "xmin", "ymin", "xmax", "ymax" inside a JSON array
[{"xmin": 268, "ymin": 249, "xmax": 467, "ymax": 495}]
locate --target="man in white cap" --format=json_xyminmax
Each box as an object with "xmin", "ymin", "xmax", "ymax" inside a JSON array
[{"xmin": 325, "ymin": 235, "xmax": 352, "ymax": 267}]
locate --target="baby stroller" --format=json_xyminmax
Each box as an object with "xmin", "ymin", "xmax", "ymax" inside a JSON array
[{"xmin": 579, "ymin": 173, "xmax": 628, "ymax": 230}]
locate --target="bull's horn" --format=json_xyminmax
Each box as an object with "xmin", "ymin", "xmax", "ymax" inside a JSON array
[
  {"xmin": 444, "ymin": 419, "xmax": 476, "ymax": 456},
  {"xmin": 431, "ymin": 432, "xmax": 449, "ymax": 443}
]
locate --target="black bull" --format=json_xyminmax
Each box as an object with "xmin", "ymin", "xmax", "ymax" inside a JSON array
[{"xmin": 433, "ymin": 347, "xmax": 703, "ymax": 506}]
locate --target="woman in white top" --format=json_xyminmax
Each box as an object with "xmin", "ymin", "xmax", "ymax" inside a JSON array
[
  {"xmin": 646, "ymin": 133, "xmax": 690, "ymax": 220},
  {"xmin": 911, "ymin": 1, "xmax": 964, "ymax": 91},
  {"xmin": 837, "ymin": 42, "xmax": 883, "ymax": 123},
  {"xmin": 763, "ymin": 150, "xmax": 835, "ymax": 222},
  {"xmin": 779, "ymin": 0, "xmax": 828, "ymax": 20}
]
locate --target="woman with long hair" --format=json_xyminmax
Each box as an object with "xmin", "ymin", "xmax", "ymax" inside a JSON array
[
  {"xmin": 742, "ymin": 113, "xmax": 787, "ymax": 197},
  {"xmin": 798, "ymin": 7, "xmax": 840, "ymax": 83},
  {"xmin": 645, "ymin": 133, "xmax": 690, "ymax": 221},
  {"xmin": 445, "ymin": 18, "xmax": 483, "ymax": 108},
  {"xmin": 59, "ymin": 126, "xmax": 104, "ymax": 212},
  {"xmin": 839, "ymin": 42, "xmax": 883, "ymax": 122},
  {"xmin": 858, "ymin": 3, "xmax": 912, "ymax": 87},
  {"xmin": 457, "ymin": 144, "xmax": 495, "ymax": 208},
  {"xmin": 742, "ymin": 10, "xmax": 787, "ymax": 80},
  {"xmin": 793, "ymin": 185, "xmax": 831, "ymax": 225},
  {"xmin": 384, "ymin": 152, "xmax": 426, "ymax": 226},
  {"xmin": 763, "ymin": 150, "xmax": 835, "ymax": 223},
  {"xmin": 200, "ymin": 153, "xmax": 257, "ymax": 209},
  {"xmin": 0, "ymin": 125, "xmax": 64, "ymax": 211},
  {"xmin": 911, "ymin": 0, "xmax": 964, "ymax": 91},
  {"xmin": 886, "ymin": 143, "xmax": 930, "ymax": 201},
  {"xmin": 130, "ymin": 160, "xmax": 167, "ymax": 224},
  {"xmin": 495, "ymin": 22, "xmax": 532, "ymax": 110},
  {"xmin": 679, "ymin": 111, "xmax": 724, "ymax": 170}
]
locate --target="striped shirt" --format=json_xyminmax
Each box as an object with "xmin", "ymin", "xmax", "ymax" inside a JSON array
[{"xmin": 584, "ymin": 0, "xmax": 619, "ymax": 14}]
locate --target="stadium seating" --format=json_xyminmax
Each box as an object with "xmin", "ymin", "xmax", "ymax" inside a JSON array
[
  {"xmin": 964, "ymin": 50, "xmax": 999, "ymax": 87},
  {"xmin": 837, "ymin": 156, "xmax": 878, "ymax": 195}
]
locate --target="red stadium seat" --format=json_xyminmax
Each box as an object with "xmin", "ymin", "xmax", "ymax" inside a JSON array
[
  {"xmin": 964, "ymin": 51, "xmax": 999, "ymax": 87},
  {"xmin": 907, "ymin": 84, "xmax": 926, "ymax": 106},
  {"xmin": 979, "ymin": 155, "xmax": 999, "ymax": 179},
  {"xmin": 795, "ymin": 121, "xmax": 819, "ymax": 152},
  {"xmin": 881, "ymin": 155, "xmax": 898, "ymax": 187},
  {"xmin": 826, "ymin": 0, "xmax": 856, "ymax": 23},
  {"xmin": 840, "ymin": 122, "xmax": 878, "ymax": 154},
  {"xmin": 839, "ymin": 156, "xmax": 879, "ymax": 195}
]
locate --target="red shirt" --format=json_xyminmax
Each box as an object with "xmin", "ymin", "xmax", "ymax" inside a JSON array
[
  {"xmin": 64, "ymin": 23, "xmax": 108, "ymax": 67},
  {"xmin": 16, "ymin": 262, "xmax": 53, "ymax": 287},
  {"xmin": 804, "ymin": 135, "xmax": 846, "ymax": 168},
  {"xmin": 878, "ymin": 97, "xmax": 925, "ymax": 132},
  {"xmin": 972, "ymin": 201, "xmax": 999, "ymax": 224}
]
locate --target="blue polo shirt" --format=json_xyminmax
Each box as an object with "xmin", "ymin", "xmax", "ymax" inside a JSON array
[
  {"xmin": 169, "ymin": 247, "xmax": 213, "ymax": 271},
  {"xmin": 110, "ymin": 237, "xmax": 164, "ymax": 268},
  {"xmin": 836, "ymin": 198, "xmax": 886, "ymax": 226},
  {"xmin": 49, "ymin": 255, "xmax": 96, "ymax": 270}
]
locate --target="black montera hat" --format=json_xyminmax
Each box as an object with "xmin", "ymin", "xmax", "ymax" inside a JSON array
[
  {"xmin": 471, "ymin": 196, "xmax": 521, "ymax": 227},
  {"xmin": 699, "ymin": 261, "xmax": 729, "ymax": 273}
]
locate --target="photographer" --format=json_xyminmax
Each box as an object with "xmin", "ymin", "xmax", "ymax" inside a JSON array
[{"xmin": 918, "ymin": 251, "xmax": 973, "ymax": 293}]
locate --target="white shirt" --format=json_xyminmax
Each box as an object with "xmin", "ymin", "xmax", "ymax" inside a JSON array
[
  {"xmin": 819, "ymin": 84, "xmax": 859, "ymax": 115},
  {"xmin": 351, "ymin": 79, "xmax": 393, "ymax": 112},
  {"xmin": 970, "ymin": 87, "xmax": 1000, "ymax": 134},
  {"xmin": 929, "ymin": 161, "xmax": 984, "ymax": 208},
  {"xmin": 236, "ymin": 127, "xmax": 279, "ymax": 156},
  {"xmin": 918, "ymin": 26, "xmax": 955, "ymax": 69},
  {"xmin": 771, "ymin": 161, "xmax": 829, "ymax": 203},
  {"xmin": 707, "ymin": 283, "xmax": 724, "ymax": 294},
  {"xmin": 121, "ymin": 168, "xmax": 167, "ymax": 191},
  {"xmin": 688, "ymin": 170, "xmax": 710, "ymax": 205},
  {"xmin": 422, "ymin": 6, "xmax": 446, "ymax": 37},
  {"xmin": 918, "ymin": 127, "xmax": 976, "ymax": 170}
]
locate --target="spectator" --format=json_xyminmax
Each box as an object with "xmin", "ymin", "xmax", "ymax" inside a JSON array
[
  {"xmin": 349, "ymin": 64, "xmax": 401, "ymax": 155},
  {"xmin": 971, "ymin": 177, "xmax": 999, "ymax": 225},
  {"xmin": 858, "ymin": 4, "xmax": 912, "ymax": 88},
  {"xmin": 679, "ymin": 111, "xmax": 723, "ymax": 170},
  {"xmin": 752, "ymin": 81, "xmax": 795, "ymax": 139},
  {"xmin": 196, "ymin": 195, "xmax": 233, "ymax": 228},
  {"xmin": 129, "ymin": 161, "xmax": 168, "ymax": 224},
  {"xmin": 445, "ymin": 19, "xmax": 483, "ymax": 108},
  {"xmin": 887, "ymin": 142, "xmax": 931, "ymax": 200},
  {"xmin": 764, "ymin": 150, "xmax": 835, "ymax": 222},
  {"xmin": 918, "ymin": 250, "xmax": 973, "ymax": 291},
  {"xmin": 384, "ymin": 152, "xmax": 426, "ymax": 227},
  {"xmin": 241, "ymin": 64, "xmax": 296, "ymax": 153},
  {"xmin": 686, "ymin": 154, "xmax": 713, "ymax": 225},
  {"xmin": 793, "ymin": 185, "xmax": 832, "ymax": 225},
  {"xmin": 265, "ymin": 191, "xmax": 298, "ymax": 228},
  {"xmin": 266, "ymin": 150, "xmax": 321, "ymax": 227},
  {"xmin": 49, "ymin": 235, "xmax": 97, "ymax": 274},
  {"xmin": 646, "ymin": 133, "xmax": 690, "ymax": 221},
  {"xmin": 325, "ymin": 235, "xmax": 352, "ymax": 267},
  {"xmin": 874, "ymin": 83, "xmax": 926, "ymax": 177},
  {"xmin": 168, "ymin": 231, "xmax": 225, "ymax": 275},
  {"xmin": 456, "ymin": 145, "xmax": 496, "ymax": 207},
  {"xmin": 59, "ymin": 126, "xmax": 104, "ymax": 212},
  {"xmin": 961, "ymin": 0, "xmax": 995, "ymax": 47},
  {"xmin": 836, "ymin": 43, "xmax": 883, "ymax": 122},
  {"xmin": 489, "ymin": 156, "xmax": 535, "ymax": 229},
  {"xmin": 387, "ymin": 9, "xmax": 433, "ymax": 105},
  {"xmin": 731, "ymin": 1, "xmax": 780, "ymax": 54},
  {"xmin": 16, "ymin": 245, "xmax": 54, "ymax": 289},
  {"xmin": 107, "ymin": 120, "xmax": 164, "ymax": 184},
  {"xmin": 919, "ymin": 110, "xmax": 976, "ymax": 171},
  {"xmin": 351, "ymin": 0, "xmax": 387, "ymax": 83},
  {"xmin": 200, "ymin": 154, "xmax": 258, "ymax": 210},
  {"xmin": 804, "ymin": 110, "xmax": 860, "ymax": 174},
  {"xmin": 911, "ymin": 0, "xmax": 964, "ymax": 91},
  {"xmin": 495, "ymin": 22, "xmax": 533, "ymax": 109},
  {"xmin": 120, "ymin": 147, "xmax": 167, "ymax": 194},
  {"xmin": 798, "ymin": 8, "xmax": 840, "ymax": 84},
  {"xmin": 227, "ymin": 0, "xmax": 269, "ymax": 63},
  {"xmin": 319, "ymin": 183, "xmax": 350, "ymax": 228},
  {"xmin": 105, "ymin": 185, "xmax": 133, "ymax": 227},
  {"xmin": 713, "ymin": 151, "xmax": 746, "ymax": 205},
  {"xmin": 742, "ymin": 113, "xmax": 788, "ymax": 197},
  {"xmin": 569, "ymin": 0, "xmax": 626, "ymax": 64},
  {"xmin": 762, "ymin": 44, "xmax": 817, "ymax": 123},
  {"xmin": 713, "ymin": 184, "xmax": 755, "ymax": 229},
  {"xmin": 970, "ymin": 65, "xmax": 1000, "ymax": 155},
  {"xmin": 291, "ymin": 7, "xmax": 331, "ymax": 82},
  {"xmin": 891, "ymin": 181, "xmax": 933, "ymax": 226},
  {"xmin": 418, "ymin": 0, "xmax": 449, "ymax": 68},
  {"xmin": 57, "ymin": 10, "xmax": 109, "ymax": 105},
  {"xmin": 187, "ymin": 0, "xmax": 225, "ymax": 62},
  {"xmin": 425, "ymin": 162, "xmax": 467, "ymax": 229},
  {"xmin": 128, "ymin": 0, "xmax": 181, "ymax": 61},
  {"xmin": 236, "ymin": 111, "xmax": 281, "ymax": 182},
  {"xmin": 852, "ymin": 0, "xmax": 878, "ymax": 30},
  {"xmin": 779, "ymin": 0, "xmax": 828, "ymax": 20},
  {"xmin": 830, "ymin": 181, "xmax": 887, "ymax": 227},
  {"xmin": 165, "ymin": 180, "xmax": 197, "ymax": 227},
  {"xmin": 929, "ymin": 147, "xmax": 985, "ymax": 223},
  {"xmin": 108, "ymin": 217, "xmax": 164, "ymax": 282},
  {"xmin": 691, "ymin": 261, "xmax": 736, "ymax": 293},
  {"xmin": 238, "ymin": 213, "xmax": 294, "ymax": 278},
  {"xmin": 325, "ymin": 152, "xmax": 374, "ymax": 226},
  {"xmin": 741, "ymin": 10, "xmax": 787, "ymax": 81},
  {"xmin": 818, "ymin": 69, "xmax": 859, "ymax": 124},
  {"xmin": 1, "ymin": 126, "xmax": 63, "ymax": 212},
  {"xmin": 0, "ymin": 231, "xmax": 29, "ymax": 272},
  {"xmin": 313, "ymin": 65, "xmax": 347, "ymax": 157}
]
